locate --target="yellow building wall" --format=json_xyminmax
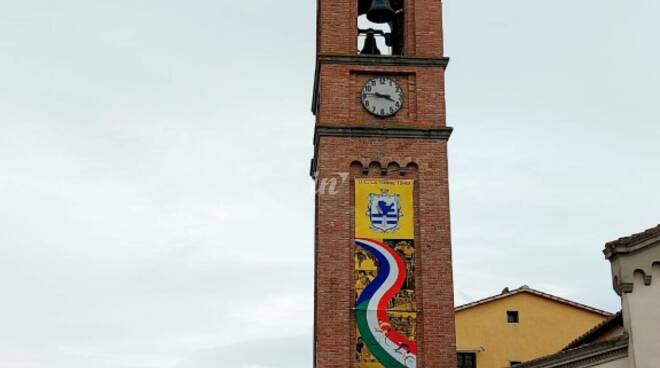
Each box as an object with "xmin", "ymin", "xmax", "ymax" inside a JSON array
[{"xmin": 455, "ymin": 292, "xmax": 609, "ymax": 368}]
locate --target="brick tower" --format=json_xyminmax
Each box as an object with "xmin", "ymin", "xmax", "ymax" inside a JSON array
[{"xmin": 311, "ymin": 1, "xmax": 455, "ymax": 367}]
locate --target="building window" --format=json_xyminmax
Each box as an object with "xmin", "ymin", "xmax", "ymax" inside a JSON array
[
  {"xmin": 507, "ymin": 311, "xmax": 519, "ymax": 323},
  {"xmin": 457, "ymin": 353, "xmax": 476, "ymax": 368},
  {"xmin": 510, "ymin": 361, "xmax": 522, "ymax": 367}
]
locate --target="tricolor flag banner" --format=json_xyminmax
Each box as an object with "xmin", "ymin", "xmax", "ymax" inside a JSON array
[{"xmin": 355, "ymin": 179, "xmax": 417, "ymax": 368}]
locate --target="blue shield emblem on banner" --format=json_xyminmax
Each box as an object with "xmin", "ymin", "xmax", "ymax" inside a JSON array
[{"xmin": 367, "ymin": 189, "xmax": 402, "ymax": 233}]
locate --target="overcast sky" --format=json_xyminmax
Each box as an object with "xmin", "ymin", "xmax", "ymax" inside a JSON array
[{"xmin": 0, "ymin": 0, "xmax": 658, "ymax": 367}]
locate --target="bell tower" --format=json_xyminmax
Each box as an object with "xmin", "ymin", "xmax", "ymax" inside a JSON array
[{"xmin": 311, "ymin": 1, "xmax": 455, "ymax": 367}]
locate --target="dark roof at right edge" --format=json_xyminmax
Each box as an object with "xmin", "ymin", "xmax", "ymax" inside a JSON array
[
  {"xmin": 563, "ymin": 311, "xmax": 623, "ymax": 350},
  {"xmin": 517, "ymin": 334, "xmax": 628, "ymax": 368},
  {"xmin": 604, "ymin": 224, "xmax": 660, "ymax": 259}
]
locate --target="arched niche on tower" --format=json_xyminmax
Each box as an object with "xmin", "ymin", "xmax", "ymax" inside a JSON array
[
  {"xmin": 350, "ymin": 161, "xmax": 365, "ymax": 176},
  {"xmin": 367, "ymin": 161, "xmax": 383, "ymax": 176},
  {"xmin": 386, "ymin": 161, "xmax": 401, "ymax": 177},
  {"xmin": 404, "ymin": 162, "xmax": 419, "ymax": 177}
]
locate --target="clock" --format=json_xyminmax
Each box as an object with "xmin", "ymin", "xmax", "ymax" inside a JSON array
[{"xmin": 361, "ymin": 77, "xmax": 405, "ymax": 118}]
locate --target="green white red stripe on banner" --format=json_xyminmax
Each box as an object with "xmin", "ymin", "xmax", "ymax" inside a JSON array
[{"xmin": 355, "ymin": 238, "xmax": 417, "ymax": 368}]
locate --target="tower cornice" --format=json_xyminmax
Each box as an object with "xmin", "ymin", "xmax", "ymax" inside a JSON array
[
  {"xmin": 317, "ymin": 55, "xmax": 450, "ymax": 67},
  {"xmin": 314, "ymin": 125, "xmax": 453, "ymax": 141}
]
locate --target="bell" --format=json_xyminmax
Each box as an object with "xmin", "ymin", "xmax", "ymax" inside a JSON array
[
  {"xmin": 360, "ymin": 31, "xmax": 381, "ymax": 55},
  {"xmin": 366, "ymin": 0, "xmax": 396, "ymax": 24}
]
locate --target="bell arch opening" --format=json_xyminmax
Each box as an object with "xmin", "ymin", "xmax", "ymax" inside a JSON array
[{"xmin": 357, "ymin": 0, "xmax": 404, "ymax": 56}]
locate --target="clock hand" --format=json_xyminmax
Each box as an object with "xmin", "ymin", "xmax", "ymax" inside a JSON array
[
  {"xmin": 374, "ymin": 92, "xmax": 396, "ymax": 102},
  {"xmin": 374, "ymin": 92, "xmax": 394, "ymax": 102}
]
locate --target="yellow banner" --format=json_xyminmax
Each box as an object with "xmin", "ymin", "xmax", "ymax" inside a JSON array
[{"xmin": 355, "ymin": 178, "xmax": 414, "ymax": 240}]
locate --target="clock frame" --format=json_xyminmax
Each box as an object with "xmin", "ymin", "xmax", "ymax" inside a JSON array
[{"xmin": 360, "ymin": 77, "xmax": 405, "ymax": 118}]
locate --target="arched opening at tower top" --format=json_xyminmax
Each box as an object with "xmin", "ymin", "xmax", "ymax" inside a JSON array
[{"xmin": 357, "ymin": 0, "xmax": 404, "ymax": 56}]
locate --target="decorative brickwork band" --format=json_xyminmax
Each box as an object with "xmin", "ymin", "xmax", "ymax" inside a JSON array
[{"xmin": 310, "ymin": 127, "xmax": 453, "ymax": 177}]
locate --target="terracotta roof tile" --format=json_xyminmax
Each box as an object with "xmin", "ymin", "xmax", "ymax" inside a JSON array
[
  {"xmin": 455, "ymin": 286, "xmax": 612, "ymax": 317},
  {"xmin": 604, "ymin": 224, "xmax": 660, "ymax": 259},
  {"xmin": 605, "ymin": 224, "xmax": 660, "ymax": 249}
]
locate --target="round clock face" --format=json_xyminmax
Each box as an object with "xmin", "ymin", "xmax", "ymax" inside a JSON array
[{"xmin": 361, "ymin": 77, "xmax": 405, "ymax": 118}]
